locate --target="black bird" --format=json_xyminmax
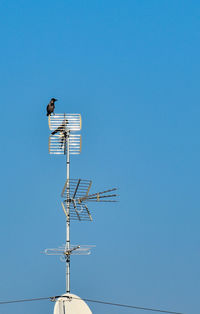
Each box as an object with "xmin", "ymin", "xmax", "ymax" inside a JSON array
[
  {"xmin": 51, "ymin": 119, "xmax": 68, "ymax": 135},
  {"xmin": 51, "ymin": 119, "xmax": 68, "ymax": 148},
  {"xmin": 46, "ymin": 98, "xmax": 57, "ymax": 116}
]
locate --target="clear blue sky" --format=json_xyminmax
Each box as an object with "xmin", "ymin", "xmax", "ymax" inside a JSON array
[{"xmin": 0, "ymin": 1, "xmax": 199, "ymax": 313}]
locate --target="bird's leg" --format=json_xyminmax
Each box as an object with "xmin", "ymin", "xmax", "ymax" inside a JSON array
[{"xmin": 60, "ymin": 134, "xmax": 65, "ymax": 148}]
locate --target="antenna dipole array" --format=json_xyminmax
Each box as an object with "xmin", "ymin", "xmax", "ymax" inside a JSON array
[{"xmin": 45, "ymin": 113, "xmax": 117, "ymax": 294}]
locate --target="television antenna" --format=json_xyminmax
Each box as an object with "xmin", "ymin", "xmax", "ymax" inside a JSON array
[
  {"xmin": 44, "ymin": 113, "xmax": 117, "ymax": 298},
  {"xmin": 61, "ymin": 179, "xmax": 117, "ymax": 221}
]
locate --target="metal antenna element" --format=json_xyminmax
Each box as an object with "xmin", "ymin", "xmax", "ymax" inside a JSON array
[
  {"xmin": 44, "ymin": 244, "xmax": 95, "ymax": 264},
  {"xmin": 44, "ymin": 112, "xmax": 117, "ymax": 296},
  {"xmin": 48, "ymin": 114, "xmax": 81, "ymax": 155},
  {"xmin": 61, "ymin": 179, "xmax": 117, "ymax": 221}
]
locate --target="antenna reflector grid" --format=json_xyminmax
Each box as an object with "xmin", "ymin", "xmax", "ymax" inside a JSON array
[
  {"xmin": 61, "ymin": 201, "xmax": 93, "ymax": 221},
  {"xmin": 49, "ymin": 114, "xmax": 82, "ymax": 131},
  {"xmin": 49, "ymin": 134, "xmax": 81, "ymax": 155},
  {"xmin": 61, "ymin": 179, "xmax": 92, "ymax": 198}
]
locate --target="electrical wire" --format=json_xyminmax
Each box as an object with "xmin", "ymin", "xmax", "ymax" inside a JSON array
[
  {"xmin": 0, "ymin": 297, "xmax": 49, "ymax": 305},
  {"xmin": 0, "ymin": 295, "xmax": 184, "ymax": 314},
  {"xmin": 61, "ymin": 295, "xmax": 183, "ymax": 314}
]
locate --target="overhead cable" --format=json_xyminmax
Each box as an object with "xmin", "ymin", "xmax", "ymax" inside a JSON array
[{"xmin": 0, "ymin": 295, "xmax": 184, "ymax": 314}]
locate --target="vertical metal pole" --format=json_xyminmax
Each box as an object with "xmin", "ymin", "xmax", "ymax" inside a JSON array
[{"xmin": 66, "ymin": 131, "xmax": 70, "ymax": 293}]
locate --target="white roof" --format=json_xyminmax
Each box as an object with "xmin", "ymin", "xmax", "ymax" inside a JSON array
[{"xmin": 54, "ymin": 293, "xmax": 92, "ymax": 314}]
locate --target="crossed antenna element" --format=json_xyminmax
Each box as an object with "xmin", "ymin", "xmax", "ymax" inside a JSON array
[{"xmin": 61, "ymin": 179, "xmax": 117, "ymax": 221}]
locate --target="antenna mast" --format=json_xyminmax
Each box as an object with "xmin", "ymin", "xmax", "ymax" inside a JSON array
[
  {"xmin": 45, "ymin": 112, "xmax": 117, "ymax": 296},
  {"xmin": 66, "ymin": 129, "xmax": 70, "ymax": 293}
]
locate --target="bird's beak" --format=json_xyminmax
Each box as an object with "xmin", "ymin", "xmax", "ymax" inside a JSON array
[{"xmin": 55, "ymin": 99, "xmax": 58, "ymax": 101}]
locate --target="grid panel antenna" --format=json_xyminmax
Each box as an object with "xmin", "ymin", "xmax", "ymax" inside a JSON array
[
  {"xmin": 48, "ymin": 114, "xmax": 81, "ymax": 155},
  {"xmin": 48, "ymin": 113, "xmax": 82, "ymax": 131},
  {"xmin": 49, "ymin": 134, "xmax": 81, "ymax": 155}
]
